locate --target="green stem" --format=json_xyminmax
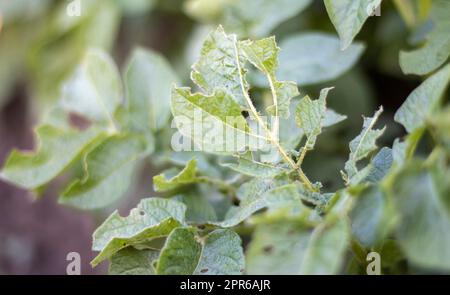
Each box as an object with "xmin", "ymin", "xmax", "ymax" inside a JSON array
[
  {"xmin": 266, "ymin": 73, "xmax": 279, "ymax": 137},
  {"xmin": 296, "ymin": 138, "xmax": 312, "ymax": 167}
]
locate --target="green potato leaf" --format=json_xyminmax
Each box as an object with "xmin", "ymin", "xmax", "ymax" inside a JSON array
[
  {"xmin": 153, "ymin": 158, "xmax": 198, "ymax": 192},
  {"xmin": 391, "ymin": 161, "xmax": 450, "ymax": 271},
  {"xmin": 295, "ymin": 87, "xmax": 345, "ymax": 150},
  {"xmin": 109, "ymin": 248, "xmax": 159, "ymax": 275},
  {"xmin": 276, "ymin": 33, "xmax": 365, "ymax": 85},
  {"xmin": 185, "ymin": 0, "xmax": 312, "ymax": 38},
  {"xmin": 342, "ymin": 106, "xmax": 386, "ymax": 184},
  {"xmin": 91, "ymin": 198, "xmax": 186, "ymax": 266},
  {"xmin": 350, "ymin": 185, "xmax": 394, "ymax": 247},
  {"xmin": 214, "ymin": 183, "xmax": 302, "ymax": 228},
  {"xmin": 191, "ymin": 26, "xmax": 249, "ymax": 108},
  {"xmin": 59, "ymin": 134, "xmax": 146, "ymax": 210},
  {"xmin": 400, "ymin": 0, "xmax": 450, "ymax": 75},
  {"xmin": 395, "ymin": 63, "xmax": 450, "ymax": 134},
  {"xmin": 175, "ymin": 192, "xmax": 218, "ymax": 223},
  {"xmin": 223, "ymin": 0, "xmax": 312, "ymax": 38},
  {"xmin": 324, "ymin": 0, "xmax": 382, "ymax": 50},
  {"xmin": 0, "ymin": 125, "xmax": 104, "ymax": 190},
  {"xmin": 124, "ymin": 48, "xmax": 179, "ymax": 132},
  {"xmin": 246, "ymin": 219, "xmax": 350, "ymax": 274},
  {"xmin": 171, "ymin": 87, "xmax": 264, "ymax": 153},
  {"xmin": 240, "ymin": 37, "xmax": 299, "ymax": 118},
  {"xmin": 221, "ymin": 152, "xmax": 288, "ymax": 178},
  {"xmin": 61, "ymin": 49, "xmax": 123, "ymax": 129},
  {"xmin": 348, "ymin": 147, "xmax": 393, "ymax": 185},
  {"xmin": 156, "ymin": 228, "xmax": 245, "ymax": 275}
]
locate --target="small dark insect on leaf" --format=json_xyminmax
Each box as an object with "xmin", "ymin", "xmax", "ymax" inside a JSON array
[
  {"xmin": 263, "ymin": 245, "xmax": 274, "ymax": 254},
  {"xmin": 69, "ymin": 112, "xmax": 92, "ymax": 131}
]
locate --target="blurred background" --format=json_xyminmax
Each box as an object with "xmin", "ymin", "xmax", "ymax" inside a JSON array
[{"xmin": 0, "ymin": 0, "xmax": 427, "ymax": 274}]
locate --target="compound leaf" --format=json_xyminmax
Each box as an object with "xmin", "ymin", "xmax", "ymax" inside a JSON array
[
  {"xmin": 240, "ymin": 37, "xmax": 299, "ymax": 118},
  {"xmin": 91, "ymin": 198, "xmax": 186, "ymax": 266},
  {"xmin": 240, "ymin": 37, "xmax": 279, "ymax": 77}
]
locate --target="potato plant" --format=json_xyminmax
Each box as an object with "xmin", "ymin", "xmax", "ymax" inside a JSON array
[{"xmin": 1, "ymin": 0, "xmax": 449, "ymax": 275}]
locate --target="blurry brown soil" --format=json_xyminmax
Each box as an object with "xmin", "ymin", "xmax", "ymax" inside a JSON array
[{"xmin": 0, "ymin": 91, "xmax": 106, "ymax": 275}]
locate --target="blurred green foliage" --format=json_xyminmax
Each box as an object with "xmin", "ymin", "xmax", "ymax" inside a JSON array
[{"xmin": 0, "ymin": 0, "xmax": 449, "ymax": 275}]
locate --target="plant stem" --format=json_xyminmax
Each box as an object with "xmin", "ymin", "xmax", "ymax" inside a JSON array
[
  {"xmin": 266, "ymin": 73, "xmax": 279, "ymax": 137},
  {"xmin": 296, "ymin": 145, "xmax": 309, "ymax": 167}
]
